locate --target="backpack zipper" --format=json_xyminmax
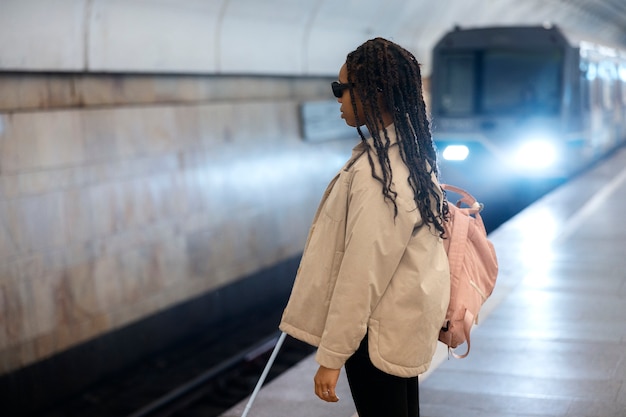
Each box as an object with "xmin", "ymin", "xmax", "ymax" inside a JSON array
[{"xmin": 469, "ymin": 279, "xmax": 487, "ymax": 300}]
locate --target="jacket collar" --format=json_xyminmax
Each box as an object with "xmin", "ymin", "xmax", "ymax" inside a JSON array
[
  {"xmin": 346, "ymin": 124, "xmax": 398, "ymax": 169},
  {"xmin": 352, "ymin": 123, "xmax": 398, "ymax": 153}
]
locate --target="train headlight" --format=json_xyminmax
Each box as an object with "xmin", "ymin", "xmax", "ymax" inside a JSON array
[
  {"xmin": 442, "ymin": 145, "xmax": 470, "ymax": 161},
  {"xmin": 513, "ymin": 139, "xmax": 558, "ymax": 170}
]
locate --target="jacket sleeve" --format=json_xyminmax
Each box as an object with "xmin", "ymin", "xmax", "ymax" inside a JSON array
[{"xmin": 315, "ymin": 165, "xmax": 419, "ymax": 369}]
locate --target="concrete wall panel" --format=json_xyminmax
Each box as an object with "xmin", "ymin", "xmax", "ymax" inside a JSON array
[
  {"xmin": 0, "ymin": 73, "xmax": 355, "ymax": 374},
  {"xmin": 219, "ymin": 0, "xmax": 317, "ymax": 74},
  {"xmin": 88, "ymin": 0, "xmax": 221, "ymax": 72},
  {"xmin": 0, "ymin": 0, "xmax": 86, "ymax": 70}
]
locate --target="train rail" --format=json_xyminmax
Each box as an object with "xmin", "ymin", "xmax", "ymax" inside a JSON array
[
  {"xmin": 35, "ymin": 307, "xmax": 314, "ymax": 417},
  {"xmin": 127, "ymin": 334, "xmax": 313, "ymax": 417}
]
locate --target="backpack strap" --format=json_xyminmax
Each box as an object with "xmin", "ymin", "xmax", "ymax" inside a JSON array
[
  {"xmin": 450, "ymin": 310, "xmax": 475, "ymax": 359},
  {"xmin": 441, "ymin": 184, "xmax": 483, "ymax": 215},
  {"xmin": 446, "ymin": 208, "xmax": 468, "ymax": 278}
]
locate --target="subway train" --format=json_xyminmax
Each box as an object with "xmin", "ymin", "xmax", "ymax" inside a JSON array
[{"xmin": 430, "ymin": 25, "xmax": 626, "ymax": 197}]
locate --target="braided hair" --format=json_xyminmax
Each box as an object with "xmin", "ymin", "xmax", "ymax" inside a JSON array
[{"xmin": 345, "ymin": 37, "xmax": 448, "ymax": 237}]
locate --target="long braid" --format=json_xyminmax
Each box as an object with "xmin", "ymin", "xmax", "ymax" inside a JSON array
[{"xmin": 346, "ymin": 38, "xmax": 448, "ymax": 237}]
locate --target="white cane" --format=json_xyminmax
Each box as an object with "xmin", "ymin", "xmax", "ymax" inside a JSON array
[{"xmin": 241, "ymin": 331, "xmax": 287, "ymax": 417}]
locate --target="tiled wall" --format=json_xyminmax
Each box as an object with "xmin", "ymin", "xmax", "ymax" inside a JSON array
[{"xmin": 0, "ymin": 74, "xmax": 354, "ymax": 374}]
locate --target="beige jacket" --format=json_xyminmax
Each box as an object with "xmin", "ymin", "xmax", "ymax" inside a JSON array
[{"xmin": 279, "ymin": 126, "xmax": 450, "ymax": 378}]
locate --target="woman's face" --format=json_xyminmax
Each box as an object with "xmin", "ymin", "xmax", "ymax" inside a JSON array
[{"xmin": 337, "ymin": 63, "xmax": 366, "ymax": 127}]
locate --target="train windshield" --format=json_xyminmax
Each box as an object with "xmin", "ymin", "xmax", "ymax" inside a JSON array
[{"xmin": 437, "ymin": 49, "xmax": 563, "ymax": 116}]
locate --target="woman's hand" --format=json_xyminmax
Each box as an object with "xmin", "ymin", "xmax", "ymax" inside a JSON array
[{"xmin": 314, "ymin": 365, "xmax": 340, "ymax": 402}]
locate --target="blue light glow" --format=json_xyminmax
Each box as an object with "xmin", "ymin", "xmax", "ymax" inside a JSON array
[{"xmin": 442, "ymin": 145, "xmax": 470, "ymax": 161}]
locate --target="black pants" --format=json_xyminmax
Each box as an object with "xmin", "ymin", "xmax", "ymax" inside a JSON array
[{"xmin": 344, "ymin": 337, "xmax": 420, "ymax": 417}]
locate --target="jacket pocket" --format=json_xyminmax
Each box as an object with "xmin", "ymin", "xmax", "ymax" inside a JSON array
[{"xmin": 371, "ymin": 316, "xmax": 432, "ymax": 368}]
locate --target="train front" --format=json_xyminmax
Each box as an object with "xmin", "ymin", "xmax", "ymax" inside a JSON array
[{"xmin": 430, "ymin": 25, "xmax": 579, "ymax": 210}]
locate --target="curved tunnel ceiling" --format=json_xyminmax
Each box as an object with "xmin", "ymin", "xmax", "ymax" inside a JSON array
[{"xmin": 1, "ymin": 0, "xmax": 625, "ymax": 76}]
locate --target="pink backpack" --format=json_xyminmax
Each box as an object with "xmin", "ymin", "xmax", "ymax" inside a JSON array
[{"xmin": 439, "ymin": 184, "xmax": 498, "ymax": 358}]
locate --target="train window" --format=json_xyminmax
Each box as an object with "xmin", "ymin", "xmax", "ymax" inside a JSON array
[
  {"xmin": 592, "ymin": 77, "xmax": 602, "ymax": 109},
  {"xmin": 583, "ymin": 61, "xmax": 604, "ymax": 109},
  {"xmin": 620, "ymin": 65, "xmax": 626, "ymax": 82},
  {"xmin": 580, "ymin": 60, "xmax": 592, "ymax": 111},
  {"xmin": 437, "ymin": 52, "xmax": 476, "ymax": 115},
  {"xmin": 481, "ymin": 50, "xmax": 562, "ymax": 116},
  {"xmin": 585, "ymin": 62, "xmax": 597, "ymax": 81},
  {"xmin": 598, "ymin": 61, "xmax": 617, "ymax": 110},
  {"xmin": 620, "ymin": 65, "xmax": 626, "ymax": 104}
]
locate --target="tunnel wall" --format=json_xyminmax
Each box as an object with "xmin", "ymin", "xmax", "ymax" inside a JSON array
[
  {"xmin": 0, "ymin": 73, "xmax": 355, "ymax": 376},
  {"xmin": 4, "ymin": 0, "xmax": 626, "ymax": 80}
]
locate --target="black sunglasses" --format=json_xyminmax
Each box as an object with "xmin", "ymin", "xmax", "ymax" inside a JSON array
[{"xmin": 331, "ymin": 81, "xmax": 353, "ymax": 98}]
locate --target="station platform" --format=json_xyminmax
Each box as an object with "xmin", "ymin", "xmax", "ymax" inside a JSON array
[{"xmin": 221, "ymin": 146, "xmax": 626, "ymax": 417}]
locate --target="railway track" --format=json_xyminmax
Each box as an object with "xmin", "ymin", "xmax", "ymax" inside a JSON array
[
  {"xmin": 127, "ymin": 333, "xmax": 313, "ymax": 417},
  {"xmin": 36, "ymin": 307, "xmax": 314, "ymax": 417}
]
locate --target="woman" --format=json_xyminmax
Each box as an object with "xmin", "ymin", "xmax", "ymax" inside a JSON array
[{"xmin": 279, "ymin": 37, "xmax": 450, "ymax": 417}]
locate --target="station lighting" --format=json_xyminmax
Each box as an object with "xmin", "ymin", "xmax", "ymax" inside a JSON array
[{"xmin": 442, "ymin": 144, "xmax": 470, "ymax": 161}]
